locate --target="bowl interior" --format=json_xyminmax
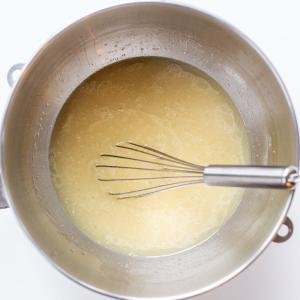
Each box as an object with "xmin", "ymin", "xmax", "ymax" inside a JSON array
[{"xmin": 1, "ymin": 3, "xmax": 298, "ymax": 299}]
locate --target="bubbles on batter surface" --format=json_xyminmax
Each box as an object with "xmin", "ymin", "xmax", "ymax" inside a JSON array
[{"xmin": 50, "ymin": 57, "xmax": 250, "ymax": 256}]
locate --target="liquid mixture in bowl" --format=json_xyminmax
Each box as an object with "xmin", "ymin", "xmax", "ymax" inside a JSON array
[{"xmin": 50, "ymin": 58, "xmax": 250, "ymax": 256}]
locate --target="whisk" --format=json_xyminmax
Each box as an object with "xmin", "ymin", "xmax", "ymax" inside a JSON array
[{"xmin": 96, "ymin": 142, "xmax": 299, "ymax": 199}]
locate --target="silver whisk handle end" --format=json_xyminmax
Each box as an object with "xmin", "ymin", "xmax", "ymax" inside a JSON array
[{"xmin": 203, "ymin": 165, "xmax": 299, "ymax": 189}]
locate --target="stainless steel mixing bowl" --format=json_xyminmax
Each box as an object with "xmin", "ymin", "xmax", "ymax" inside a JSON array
[{"xmin": 0, "ymin": 2, "xmax": 298, "ymax": 299}]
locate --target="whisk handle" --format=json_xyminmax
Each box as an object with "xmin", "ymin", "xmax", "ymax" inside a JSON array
[{"xmin": 203, "ymin": 165, "xmax": 299, "ymax": 189}]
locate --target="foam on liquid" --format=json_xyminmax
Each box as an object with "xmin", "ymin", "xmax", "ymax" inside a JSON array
[{"xmin": 50, "ymin": 58, "xmax": 249, "ymax": 256}]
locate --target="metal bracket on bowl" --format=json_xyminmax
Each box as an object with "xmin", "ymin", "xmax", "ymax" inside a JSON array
[
  {"xmin": 7, "ymin": 63, "xmax": 25, "ymax": 87},
  {"xmin": 273, "ymin": 217, "xmax": 294, "ymax": 243},
  {"xmin": 0, "ymin": 63, "xmax": 25, "ymax": 209},
  {"xmin": 0, "ymin": 180, "xmax": 8, "ymax": 209}
]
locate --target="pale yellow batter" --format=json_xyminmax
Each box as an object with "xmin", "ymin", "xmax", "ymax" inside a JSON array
[{"xmin": 50, "ymin": 58, "xmax": 249, "ymax": 256}]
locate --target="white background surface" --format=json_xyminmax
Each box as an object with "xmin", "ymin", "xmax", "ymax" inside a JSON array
[{"xmin": 0, "ymin": 1, "xmax": 300, "ymax": 299}]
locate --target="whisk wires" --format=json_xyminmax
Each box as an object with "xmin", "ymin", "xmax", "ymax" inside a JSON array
[{"xmin": 96, "ymin": 142, "xmax": 204, "ymax": 199}]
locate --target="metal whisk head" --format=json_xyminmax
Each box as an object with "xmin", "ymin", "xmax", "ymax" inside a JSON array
[{"xmin": 96, "ymin": 142, "xmax": 205, "ymax": 199}]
